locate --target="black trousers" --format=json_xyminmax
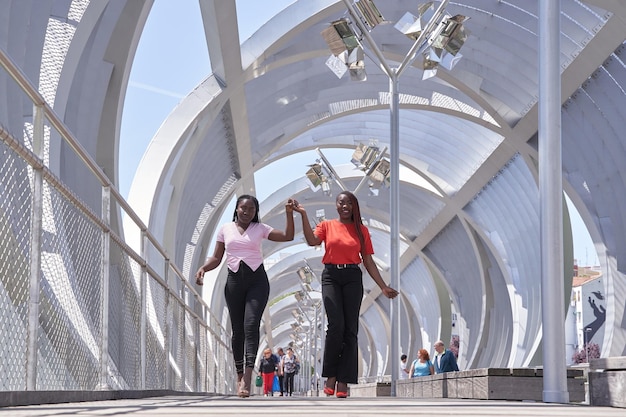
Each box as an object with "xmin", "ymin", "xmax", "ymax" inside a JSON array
[
  {"xmin": 283, "ymin": 372, "xmax": 295, "ymax": 395},
  {"xmin": 321, "ymin": 266, "xmax": 363, "ymax": 384},
  {"xmin": 224, "ymin": 261, "xmax": 269, "ymax": 372}
]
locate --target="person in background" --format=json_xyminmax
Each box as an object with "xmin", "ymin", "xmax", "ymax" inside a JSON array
[
  {"xmin": 399, "ymin": 354, "xmax": 409, "ymax": 379},
  {"xmin": 281, "ymin": 347, "xmax": 299, "ymax": 396},
  {"xmin": 259, "ymin": 347, "xmax": 279, "ymax": 396},
  {"xmin": 195, "ymin": 195, "xmax": 299, "ymax": 397},
  {"xmin": 275, "ymin": 347, "xmax": 285, "ymax": 396},
  {"xmin": 293, "ymin": 191, "xmax": 398, "ymax": 398},
  {"xmin": 433, "ymin": 340, "xmax": 459, "ymax": 374},
  {"xmin": 409, "ymin": 349, "xmax": 434, "ymax": 377}
]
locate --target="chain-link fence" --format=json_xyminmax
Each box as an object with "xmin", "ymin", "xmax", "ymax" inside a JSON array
[{"xmin": 0, "ymin": 48, "xmax": 234, "ymax": 394}]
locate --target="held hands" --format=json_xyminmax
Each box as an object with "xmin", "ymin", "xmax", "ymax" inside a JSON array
[
  {"xmin": 289, "ymin": 199, "xmax": 306, "ymax": 214},
  {"xmin": 382, "ymin": 286, "xmax": 399, "ymax": 299},
  {"xmin": 285, "ymin": 199, "xmax": 295, "ymax": 214}
]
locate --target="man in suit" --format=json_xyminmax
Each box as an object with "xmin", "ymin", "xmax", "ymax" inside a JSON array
[{"xmin": 433, "ymin": 340, "xmax": 459, "ymax": 374}]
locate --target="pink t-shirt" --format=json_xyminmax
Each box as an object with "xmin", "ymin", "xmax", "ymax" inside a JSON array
[{"xmin": 217, "ymin": 222, "xmax": 273, "ymax": 272}]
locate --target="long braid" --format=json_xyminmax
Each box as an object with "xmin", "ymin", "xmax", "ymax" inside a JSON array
[{"xmin": 340, "ymin": 191, "xmax": 365, "ymax": 255}]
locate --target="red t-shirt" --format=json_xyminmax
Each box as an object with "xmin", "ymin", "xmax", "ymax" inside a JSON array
[{"xmin": 314, "ymin": 219, "xmax": 374, "ymax": 265}]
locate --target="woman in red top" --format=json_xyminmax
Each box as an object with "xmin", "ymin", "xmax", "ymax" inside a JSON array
[{"xmin": 293, "ymin": 191, "xmax": 398, "ymax": 398}]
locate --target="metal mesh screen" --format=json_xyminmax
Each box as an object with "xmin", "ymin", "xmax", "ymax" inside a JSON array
[
  {"xmin": 171, "ymin": 299, "xmax": 185, "ymax": 391},
  {"xmin": 108, "ymin": 241, "xmax": 142, "ymax": 389},
  {"xmin": 0, "ymin": 55, "xmax": 234, "ymax": 395},
  {"xmin": 0, "ymin": 141, "xmax": 32, "ymax": 390},
  {"xmin": 184, "ymin": 310, "xmax": 196, "ymax": 391},
  {"xmin": 36, "ymin": 181, "xmax": 102, "ymax": 390},
  {"xmin": 145, "ymin": 276, "xmax": 168, "ymax": 389}
]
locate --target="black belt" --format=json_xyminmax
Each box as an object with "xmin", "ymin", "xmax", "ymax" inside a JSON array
[{"xmin": 325, "ymin": 263, "xmax": 360, "ymax": 269}]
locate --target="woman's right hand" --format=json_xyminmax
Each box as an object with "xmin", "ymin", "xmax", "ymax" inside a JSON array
[{"xmin": 291, "ymin": 199, "xmax": 306, "ymax": 214}]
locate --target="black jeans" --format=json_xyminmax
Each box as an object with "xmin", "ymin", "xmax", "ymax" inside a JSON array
[
  {"xmin": 283, "ymin": 372, "xmax": 295, "ymax": 395},
  {"xmin": 321, "ymin": 265, "xmax": 363, "ymax": 384},
  {"xmin": 224, "ymin": 261, "xmax": 269, "ymax": 373}
]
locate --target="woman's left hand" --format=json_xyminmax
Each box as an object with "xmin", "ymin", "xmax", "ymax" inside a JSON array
[{"xmin": 382, "ymin": 286, "xmax": 399, "ymax": 299}]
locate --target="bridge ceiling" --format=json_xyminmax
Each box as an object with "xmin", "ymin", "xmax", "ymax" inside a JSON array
[
  {"xmin": 4, "ymin": 0, "xmax": 626, "ymax": 382},
  {"xmin": 125, "ymin": 0, "xmax": 626, "ymax": 371}
]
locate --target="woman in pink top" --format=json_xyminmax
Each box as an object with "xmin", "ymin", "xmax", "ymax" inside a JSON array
[
  {"xmin": 293, "ymin": 191, "xmax": 398, "ymax": 398},
  {"xmin": 195, "ymin": 195, "xmax": 299, "ymax": 397}
]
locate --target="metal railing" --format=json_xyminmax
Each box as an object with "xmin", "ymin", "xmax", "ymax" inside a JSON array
[{"xmin": 0, "ymin": 46, "xmax": 234, "ymax": 394}]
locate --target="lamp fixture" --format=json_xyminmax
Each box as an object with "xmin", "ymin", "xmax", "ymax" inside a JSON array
[
  {"xmin": 320, "ymin": 0, "xmax": 470, "ymax": 392},
  {"xmin": 430, "ymin": 14, "xmax": 469, "ymax": 56},
  {"xmin": 297, "ymin": 266, "xmax": 314, "ymax": 284},
  {"xmin": 321, "ymin": 13, "xmax": 372, "ymax": 81},
  {"xmin": 354, "ymin": 0, "xmax": 385, "ymax": 30},
  {"xmin": 368, "ymin": 158, "xmax": 391, "ymax": 189},
  {"xmin": 351, "ymin": 141, "xmax": 381, "ymax": 170},
  {"xmin": 305, "ymin": 161, "xmax": 333, "ymax": 196},
  {"xmin": 394, "ymin": 2, "xmax": 437, "ymax": 41},
  {"xmin": 348, "ymin": 46, "xmax": 367, "ymax": 81},
  {"xmin": 321, "ymin": 18, "xmax": 359, "ymax": 56},
  {"xmin": 392, "ymin": 2, "xmax": 469, "ymax": 80}
]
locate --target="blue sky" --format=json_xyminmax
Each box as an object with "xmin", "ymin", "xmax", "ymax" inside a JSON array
[
  {"xmin": 119, "ymin": 0, "xmax": 296, "ymax": 199},
  {"xmin": 119, "ymin": 0, "xmax": 598, "ymax": 267}
]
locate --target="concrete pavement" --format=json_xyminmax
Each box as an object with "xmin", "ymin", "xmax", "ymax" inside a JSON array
[{"xmin": 2, "ymin": 395, "xmax": 625, "ymax": 417}]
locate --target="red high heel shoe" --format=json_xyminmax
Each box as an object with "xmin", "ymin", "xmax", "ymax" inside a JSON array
[
  {"xmin": 323, "ymin": 386, "xmax": 335, "ymax": 396},
  {"xmin": 335, "ymin": 382, "xmax": 348, "ymax": 398}
]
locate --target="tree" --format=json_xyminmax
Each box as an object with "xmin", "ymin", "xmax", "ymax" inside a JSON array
[
  {"xmin": 571, "ymin": 342, "xmax": 600, "ymax": 364},
  {"xmin": 450, "ymin": 335, "xmax": 459, "ymax": 358}
]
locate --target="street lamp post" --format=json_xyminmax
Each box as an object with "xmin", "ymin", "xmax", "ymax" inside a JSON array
[
  {"xmin": 584, "ymin": 327, "xmax": 592, "ymax": 364},
  {"xmin": 341, "ymin": 0, "xmax": 451, "ymax": 396}
]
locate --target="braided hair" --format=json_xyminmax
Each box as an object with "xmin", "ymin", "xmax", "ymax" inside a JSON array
[{"xmin": 337, "ymin": 191, "xmax": 365, "ymax": 255}]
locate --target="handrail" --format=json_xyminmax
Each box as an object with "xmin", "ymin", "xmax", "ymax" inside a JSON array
[
  {"xmin": 0, "ymin": 45, "xmax": 217, "ymax": 323},
  {"xmin": 0, "ymin": 44, "xmax": 233, "ymax": 392}
]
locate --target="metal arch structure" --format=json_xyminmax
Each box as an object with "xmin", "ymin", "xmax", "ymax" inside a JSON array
[{"xmin": 2, "ymin": 0, "xmax": 626, "ymax": 388}]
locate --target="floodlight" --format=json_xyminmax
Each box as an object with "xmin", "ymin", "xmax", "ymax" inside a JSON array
[
  {"xmin": 297, "ymin": 266, "xmax": 313, "ymax": 284},
  {"xmin": 394, "ymin": 3, "xmax": 436, "ymax": 40},
  {"xmin": 351, "ymin": 143, "xmax": 368, "ymax": 167},
  {"xmin": 351, "ymin": 142, "xmax": 380, "ymax": 170},
  {"xmin": 431, "ymin": 14, "xmax": 469, "ymax": 56},
  {"xmin": 441, "ymin": 51, "xmax": 462, "ymax": 70},
  {"xmin": 306, "ymin": 160, "xmax": 333, "ymax": 195},
  {"xmin": 321, "ymin": 179, "xmax": 332, "ymax": 196},
  {"xmin": 421, "ymin": 49, "xmax": 440, "ymax": 80},
  {"xmin": 321, "ymin": 18, "xmax": 360, "ymax": 56},
  {"xmin": 305, "ymin": 163, "xmax": 323, "ymax": 189},
  {"xmin": 348, "ymin": 47, "xmax": 367, "ymax": 81},
  {"xmin": 355, "ymin": 0, "xmax": 385, "ymax": 30},
  {"xmin": 369, "ymin": 158, "xmax": 391, "ymax": 189},
  {"xmin": 325, "ymin": 54, "xmax": 348, "ymax": 79}
]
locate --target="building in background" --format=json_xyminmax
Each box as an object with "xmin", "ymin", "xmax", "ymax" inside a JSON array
[{"xmin": 566, "ymin": 264, "xmax": 604, "ymax": 364}]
